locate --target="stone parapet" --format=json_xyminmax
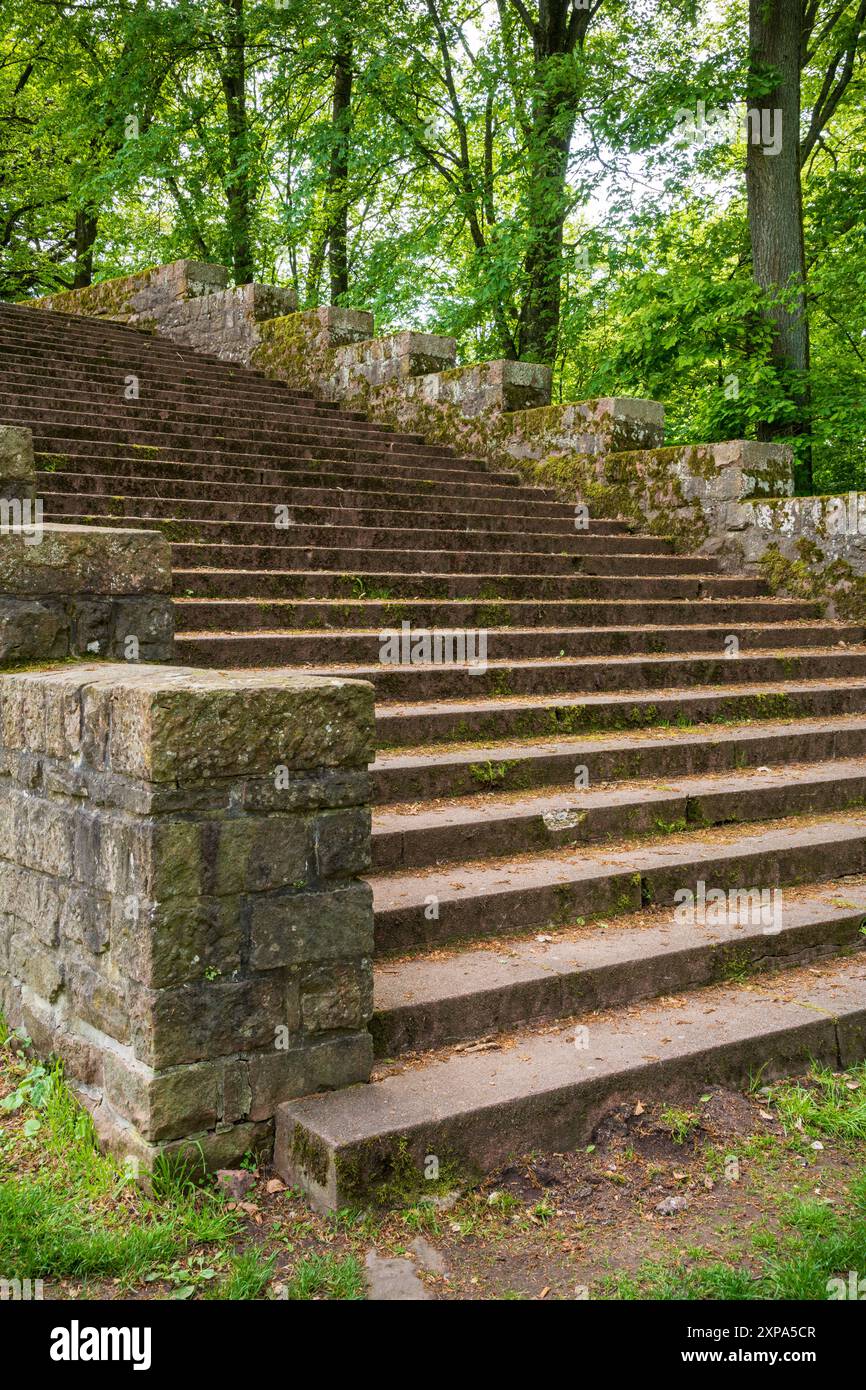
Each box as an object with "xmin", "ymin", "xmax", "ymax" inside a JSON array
[{"xmin": 0, "ymin": 664, "xmax": 376, "ymax": 1172}]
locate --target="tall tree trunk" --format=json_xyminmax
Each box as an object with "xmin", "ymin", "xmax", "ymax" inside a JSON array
[
  {"xmin": 327, "ymin": 42, "xmax": 353, "ymax": 303},
  {"xmin": 515, "ymin": 89, "xmax": 574, "ymax": 364},
  {"xmin": 220, "ymin": 0, "xmax": 255, "ymax": 285},
  {"xmin": 514, "ymin": 0, "xmax": 591, "ymax": 366},
  {"xmin": 746, "ymin": 0, "xmax": 812, "ymax": 488},
  {"xmin": 72, "ymin": 208, "xmax": 98, "ymax": 288}
]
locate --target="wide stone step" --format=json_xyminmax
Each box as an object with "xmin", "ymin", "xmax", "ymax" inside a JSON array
[
  {"xmin": 275, "ymin": 952, "xmax": 866, "ymax": 1208},
  {"xmin": 205, "ymin": 647, "xmax": 866, "ymax": 702},
  {"xmin": 0, "ymin": 330, "xmax": 366, "ymax": 396},
  {"xmin": 167, "ymin": 542, "xmax": 718, "ymax": 579},
  {"xmin": 0, "ymin": 387, "xmax": 372, "ymax": 431},
  {"xmin": 371, "ymin": 758, "xmax": 866, "ymax": 870},
  {"xmin": 173, "ymin": 595, "xmax": 821, "ymax": 634},
  {"xmin": 370, "ymin": 809, "xmax": 866, "ymax": 954},
  {"xmin": 0, "ymin": 374, "xmax": 367, "ymax": 422},
  {"xmin": 173, "ymin": 624, "xmax": 860, "ymax": 670},
  {"xmin": 43, "ymin": 502, "xmax": 669, "ymax": 557},
  {"xmin": 31, "ymin": 437, "xmax": 512, "ymax": 479},
  {"xmin": 375, "ymin": 676, "xmax": 866, "ymax": 747},
  {"xmin": 0, "ymin": 349, "xmax": 346, "ymax": 406},
  {"xmin": 37, "ymin": 470, "xmax": 580, "ymax": 521},
  {"xmin": 41, "ymin": 486, "xmax": 626, "ymax": 538},
  {"xmin": 171, "ymin": 567, "xmax": 772, "ymax": 601},
  {"xmin": 29, "ymin": 428, "xmax": 468, "ymax": 470},
  {"xmin": 371, "ymin": 713, "xmax": 866, "ymax": 802},
  {"xmin": 372, "ymin": 882, "xmax": 866, "ymax": 1054},
  {"xmin": 16, "ymin": 404, "xmax": 456, "ymax": 454},
  {"xmin": 35, "ymin": 452, "xmax": 528, "ymax": 495}
]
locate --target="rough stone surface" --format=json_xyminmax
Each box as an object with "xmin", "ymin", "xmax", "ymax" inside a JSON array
[
  {"xmin": 0, "ymin": 663, "xmax": 375, "ymax": 1173},
  {"xmin": 249, "ymin": 308, "xmax": 666, "ymax": 488},
  {"xmin": 32, "ymin": 260, "xmax": 297, "ymax": 363},
  {"xmin": 0, "ymin": 425, "xmax": 36, "ymax": 502},
  {"xmin": 364, "ymin": 1250, "xmax": 434, "ymax": 1301},
  {"xmin": 0, "ymin": 497, "xmax": 174, "ymax": 664}
]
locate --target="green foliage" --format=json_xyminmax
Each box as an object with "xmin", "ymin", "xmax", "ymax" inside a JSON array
[{"xmin": 1, "ymin": 0, "xmax": 864, "ymax": 487}]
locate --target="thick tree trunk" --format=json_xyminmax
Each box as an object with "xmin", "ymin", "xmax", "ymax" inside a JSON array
[
  {"xmin": 515, "ymin": 93, "xmax": 574, "ymax": 364},
  {"xmin": 327, "ymin": 44, "xmax": 353, "ymax": 303},
  {"xmin": 746, "ymin": 0, "xmax": 812, "ymax": 488},
  {"xmin": 72, "ymin": 209, "xmax": 98, "ymax": 289},
  {"xmin": 220, "ymin": 0, "xmax": 255, "ymax": 285},
  {"xmin": 514, "ymin": 1, "xmax": 587, "ymax": 366}
]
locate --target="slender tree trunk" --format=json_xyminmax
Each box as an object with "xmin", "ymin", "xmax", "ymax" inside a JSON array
[
  {"xmin": 327, "ymin": 42, "xmax": 353, "ymax": 303},
  {"xmin": 72, "ymin": 208, "xmax": 98, "ymax": 288},
  {"xmin": 220, "ymin": 0, "xmax": 255, "ymax": 285},
  {"xmin": 746, "ymin": 0, "xmax": 812, "ymax": 488}
]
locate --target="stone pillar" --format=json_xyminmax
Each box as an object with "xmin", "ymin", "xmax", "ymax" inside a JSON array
[
  {"xmin": 0, "ymin": 663, "xmax": 375, "ymax": 1172},
  {"xmin": 0, "ymin": 429, "xmax": 174, "ymax": 666}
]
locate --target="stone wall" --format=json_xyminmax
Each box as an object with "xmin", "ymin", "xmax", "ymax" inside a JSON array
[
  {"xmin": 0, "ymin": 663, "xmax": 375, "ymax": 1172},
  {"xmin": 0, "ymin": 426, "xmax": 173, "ymax": 665},
  {"xmin": 251, "ymin": 307, "xmax": 663, "ymax": 485},
  {"xmin": 31, "ymin": 259, "xmax": 297, "ymax": 364},
  {"xmin": 721, "ymin": 492, "xmax": 866, "ymax": 622}
]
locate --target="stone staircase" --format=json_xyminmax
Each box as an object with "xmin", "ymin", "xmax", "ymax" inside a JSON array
[{"xmin": 3, "ymin": 297, "xmax": 866, "ymax": 1207}]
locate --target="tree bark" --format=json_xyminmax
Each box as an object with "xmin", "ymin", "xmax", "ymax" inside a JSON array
[
  {"xmin": 746, "ymin": 0, "xmax": 812, "ymax": 487},
  {"xmin": 219, "ymin": 0, "xmax": 255, "ymax": 285},
  {"xmin": 327, "ymin": 43, "xmax": 353, "ymax": 303},
  {"xmin": 72, "ymin": 208, "xmax": 98, "ymax": 288},
  {"xmin": 512, "ymin": 0, "xmax": 594, "ymax": 365}
]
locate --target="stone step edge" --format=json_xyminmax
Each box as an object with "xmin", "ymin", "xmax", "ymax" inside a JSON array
[
  {"xmin": 274, "ymin": 953, "xmax": 866, "ymax": 1208},
  {"xmin": 369, "ymin": 757, "xmax": 866, "ymax": 872},
  {"xmin": 371, "ymin": 881, "xmax": 866, "ymax": 1055},
  {"xmin": 370, "ymin": 713, "xmax": 866, "ymax": 800}
]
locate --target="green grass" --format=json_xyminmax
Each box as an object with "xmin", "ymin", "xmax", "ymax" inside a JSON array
[
  {"xmin": 0, "ymin": 1034, "xmax": 241, "ymax": 1291},
  {"xmin": 0, "ymin": 1027, "xmax": 371, "ymax": 1300},
  {"xmin": 604, "ymin": 1064, "xmax": 866, "ymax": 1300},
  {"xmin": 769, "ymin": 1062, "xmax": 866, "ymax": 1143},
  {"xmin": 0, "ymin": 1052, "xmax": 239, "ymax": 1288},
  {"xmin": 602, "ymin": 1173, "xmax": 866, "ymax": 1300},
  {"xmin": 281, "ymin": 1253, "xmax": 364, "ymax": 1300}
]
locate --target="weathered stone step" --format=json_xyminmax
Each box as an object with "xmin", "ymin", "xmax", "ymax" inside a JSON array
[
  {"xmin": 31, "ymin": 436, "xmax": 513, "ymax": 479},
  {"xmin": 0, "ymin": 349, "xmax": 348, "ymax": 407},
  {"xmin": 173, "ymin": 595, "xmax": 820, "ymax": 634},
  {"xmin": 0, "ymin": 329, "xmax": 369, "ymax": 397},
  {"xmin": 0, "ymin": 373, "xmax": 367, "ymax": 422},
  {"xmin": 41, "ymin": 485, "xmax": 625, "ymax": 538},
  {"xmin": 370, "ymin": 809, "xmax": 866, "ymax": 954},
  {"xmin": 11, "ymin": 398, "xmax": 459, "ymax": 453},
  {"xmin": 173, "ymin": 625, "xmax": 860, "ymax": 672},
  {"xmin": 37, "ymin": 470, "xmax": 583, "ymax": 522},
  {"xmin": 0, "ymin": 301, "xmax": 248, "ymax": 359},
  {"xmin": 29, "ymin": 426, "xmax": 467, "ymax": 470},
  {"xmin": 35, "ymin": 451, "xmax": 529, "ymax": 495},
  {"xmin": 371, "ymin": 713, "xmax": 866, "ymax": 802},
  {"xmin": 375, "ymin": 676, "xmax": 866, "ymax": 747},
  {"xmin": 371, "ymin": 882, "xmax": 866, "ymax": 1055},
  {"xmin": 371, "ymin": 758, "xmax": 866, "ymax": 870},
  {"xmin": 0, "ymin": 385, "xmax": 372, "ymax": 429},
  {"xmin": 0, "ymin": 304, "xmax": 290, "ymax": 372},
  {"xmin": 43, "ymin": 500, "xmax": 670, "ymax": 557},
  {"xmin": 171, "ymin": 567, "xmax": 771, "ymax": 602},
  {"xmin": 276, "ymin": 952, "xmax": 866, "ymax": 1207},
  {"xmin": 167, "ymin": 542, "xmax": 716, "ymax": 579},
  {"xmin": 215, "ymin": 648, "xmax": 866, "ymax": 702}
]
